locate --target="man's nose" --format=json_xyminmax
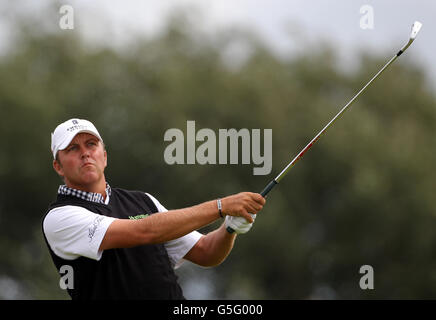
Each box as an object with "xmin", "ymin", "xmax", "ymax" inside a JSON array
[{"xmin": 80, "ymin": 146, "xmax": 90, "ymax": 158}]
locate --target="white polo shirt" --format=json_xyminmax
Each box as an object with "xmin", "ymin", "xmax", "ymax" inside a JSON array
[{"xmin": 43, "ymin": 191, "xmax": 202, "ymax": 269}]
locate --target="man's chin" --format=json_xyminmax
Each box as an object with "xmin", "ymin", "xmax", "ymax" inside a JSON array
[
  {"xmin": 69, "ymin": 174, "xmax": 103, "ymax": 189},
  {"xmin": 86, "ymin": 173, "xmax": 104, "ymax": 184}
]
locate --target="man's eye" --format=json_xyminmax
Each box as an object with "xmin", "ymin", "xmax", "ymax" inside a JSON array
[
  {"xmin": 88, "ymin": 141, "xmax": 97, "ymax": 146},
  {"xmin": 68, "ymin": 146, "xmax": 78, "ymax": 151}
]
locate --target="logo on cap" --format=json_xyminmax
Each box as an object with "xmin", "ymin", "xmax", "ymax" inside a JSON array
[{"xmin": 51, "ymin": 118, "xmax": 103, "ymax": 159}]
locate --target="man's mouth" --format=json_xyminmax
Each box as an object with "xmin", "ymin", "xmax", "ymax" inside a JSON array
[{"xmin": 81, "ymin": 162, "xmax": 94, "ymax": 168}]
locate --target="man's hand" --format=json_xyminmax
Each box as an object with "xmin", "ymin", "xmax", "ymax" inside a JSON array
[
  {"xmin": 225, "ymin": 213, "xmax": 256, "ymax": 234},
  {"xmin": 220, "ymin": 192, "xmax": 265, "ymax": 223}
]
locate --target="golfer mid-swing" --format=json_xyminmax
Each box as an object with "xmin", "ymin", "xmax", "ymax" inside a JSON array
[{"xmin": 42, "ymin": 118, "xmax": 265, "ymax": 299}]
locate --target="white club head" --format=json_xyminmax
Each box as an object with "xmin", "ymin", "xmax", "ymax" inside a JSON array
[
  {"xmin": 399, "ymin": 21, "xmax": 422, "ymax": 53},
  {"xmin": 410, "ymin": 21, "xmax": 422, "ymax": 40}
]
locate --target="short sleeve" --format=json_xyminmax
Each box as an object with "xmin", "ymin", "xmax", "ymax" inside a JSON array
[
  {"xmin": 145, "ymin": 193, "xmax": 203, "ymax": 269},
  {"xmin": 43, "ymin": 205, "xmax": 116, "ymax": 261}
]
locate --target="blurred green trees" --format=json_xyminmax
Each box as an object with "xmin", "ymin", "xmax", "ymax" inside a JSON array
[{"xmin": 0, "ymin": 6, "xmax": 435, "ymax": 299}]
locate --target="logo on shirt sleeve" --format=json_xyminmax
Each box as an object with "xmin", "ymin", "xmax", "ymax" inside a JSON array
[{"xmin": 88, "ymin": 216, "xmax": 104, "ymax": 242}]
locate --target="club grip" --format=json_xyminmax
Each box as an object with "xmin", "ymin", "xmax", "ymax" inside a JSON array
[
  {"xmin": 260, "ymin": 180, "xmax": 278, "ymax": 197},
  {"xmin": 226, "ymin": 180, "xmax": 278, "ymax": 234}
]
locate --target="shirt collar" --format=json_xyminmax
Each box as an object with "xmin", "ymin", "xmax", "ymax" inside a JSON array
[{"xmin": 57, "ymin": 183, "xmax": 111, "ymax": 204}]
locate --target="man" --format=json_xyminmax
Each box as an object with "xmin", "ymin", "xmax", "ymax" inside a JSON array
[{"xmin": 42, "ymin": 118, "xmax": 266, "ymax": 299}]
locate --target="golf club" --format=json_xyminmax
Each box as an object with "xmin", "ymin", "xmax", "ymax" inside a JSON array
[{"xmin": 227, "ymin": 21, "xmax": 422, "ymax": 233}]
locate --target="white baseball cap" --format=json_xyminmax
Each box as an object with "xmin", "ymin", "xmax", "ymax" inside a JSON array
[{"xmin": 51, "ymin": 118, "xmax": 103, "ymax": 159}]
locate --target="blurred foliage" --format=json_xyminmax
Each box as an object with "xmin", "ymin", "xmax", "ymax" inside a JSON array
[{"xmin": 0, "ymin": 4, "xmax": 435, "ymax": 299}]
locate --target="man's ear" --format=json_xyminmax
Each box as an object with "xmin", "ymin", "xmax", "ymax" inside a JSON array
[
  {"xmin": 53, "ymin": 158, "xmax": 64, "ymax": 177},
  {"xmin": 104, "ymin": 149, "xmax": 107, "ymax": 168}
]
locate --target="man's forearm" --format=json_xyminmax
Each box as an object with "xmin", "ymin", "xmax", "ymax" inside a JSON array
[
  {"xmin": 100, "ymin": 200, "xmax": 221, "ymax": 250},
  {"xmin": 184, "ymin": 223, "xmax": 237, "ymax": 267},
  {"xmin": 138, "ymin": 191, "xmax": 261, "ymax": 244},
  {"xmin": 139, "ymin": 200, "xmax": 221, "ymax": 244}
]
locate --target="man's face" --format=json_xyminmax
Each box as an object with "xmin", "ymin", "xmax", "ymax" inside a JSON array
[{"xmin": 53, "ymin": 133, "xmax": 107, "ymax": 189}]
